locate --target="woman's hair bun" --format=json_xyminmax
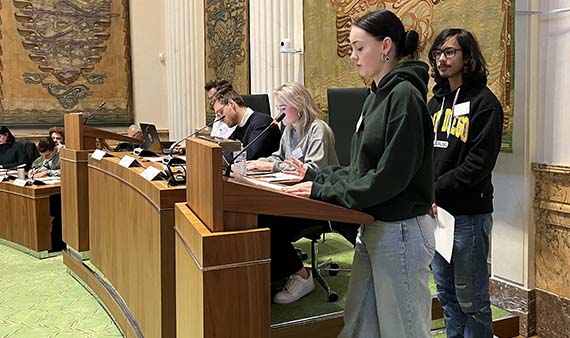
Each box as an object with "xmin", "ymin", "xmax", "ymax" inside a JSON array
[{"xmin": 401, "ymin": 30, "xmax": 419, "ymax": 56}]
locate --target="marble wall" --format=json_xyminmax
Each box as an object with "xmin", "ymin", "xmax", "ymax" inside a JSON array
[{"xmin": 532, "ymin": 163, "xmax": 570, "ymax": 337}]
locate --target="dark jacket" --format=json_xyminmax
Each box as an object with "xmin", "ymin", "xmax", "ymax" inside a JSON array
[
  {"xmin": 229, "ymin": 111, "xmax": 281, "ymax": 161},
  {"xmin": 307, "ymin": 61, "xmax": 434, "ymax": 222},
  {"xmin": 0, "ymin": 141, "xmax": 26, "ymax": 169},
  {"xmin": 427, "ymin": 80, "xmax": 503, "ymax": 215}
]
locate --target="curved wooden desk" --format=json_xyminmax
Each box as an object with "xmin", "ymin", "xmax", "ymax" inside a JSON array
[
  {"xmin": 0, "ymin": 181, "xmax": 60, "ymax": 258},
  {"xmin": 63, "ymin": 156, "xmax": 186, "ymax": 338}
]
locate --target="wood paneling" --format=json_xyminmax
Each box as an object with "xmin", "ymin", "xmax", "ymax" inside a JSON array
[
  {"xmin": 60, "ymin": 148, "xmax": 90, "ymax": 252},
  {"xmin": 175, "ymin": 203, "xmax": 271, "ymax": 338},
  {"xmin": 186, "ymin": 137, "xmax": 224, "ymax": 232},
  {"xmin": 79, "ymin": 156, "xmax": 186, "ymax": 338},
  {"xmin": 0, "ymin": 182, "xmax": 60, "ymax": 253}
]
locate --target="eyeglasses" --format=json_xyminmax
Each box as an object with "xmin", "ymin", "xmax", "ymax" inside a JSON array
[
  {"xmin": 213, "ymin": 103, "xmax": 228, "ymax": 117},
  {"xmin": 431, "ymin": 47, "xmax": 462, "ymax": 59}
]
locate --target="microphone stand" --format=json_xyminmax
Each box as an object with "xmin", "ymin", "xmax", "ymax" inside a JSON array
[
  {"xmin": 167, "ymin": 115, "xmax": 225, "ymax": 155},
  {"xmin": 83, "ymin": 101, "xmax": 106, "ymax": 125},
  {"xmin": 162, "ymin": 115, "xmax": 226, "ymax": 185},
  {"xmin": 224, "ymin": 112, "xmax": 285, "ymax": 177}
]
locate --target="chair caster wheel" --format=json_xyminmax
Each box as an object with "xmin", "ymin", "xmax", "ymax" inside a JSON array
[
  {"xmin": 328, "ymin": 262, "xmax": 339, "ymax": 276},
  {"xmin": 328, "ymin": 292, "xmax": 339, "ymax": 302}
]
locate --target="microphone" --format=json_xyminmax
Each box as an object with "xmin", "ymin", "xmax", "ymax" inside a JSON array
[
  {"xmin": 167, "ymin": 115, "xmax": 226, "ymax": 154},
  {"xmin": 224, "ymin": 112, "xmax": 285, "ymax": 177},
  {"xmin": 83, "ymin": 101, "xmax": 106, "ymax": 125}
]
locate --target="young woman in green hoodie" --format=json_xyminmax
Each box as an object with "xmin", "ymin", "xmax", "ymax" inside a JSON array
[{"xmin": 284, "ymin": 10, "xmax": 435, "ymax": 338}]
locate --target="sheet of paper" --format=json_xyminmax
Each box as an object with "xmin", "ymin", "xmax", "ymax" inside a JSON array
[
  {"xmin": 237, "ymin": 176, "xmax": 284, "ymax": 192},
  {"xmin": 255, "ymin": 172, "xmax": 300, "ymax": 183},
  {"xmin": 33, "ymin": 177, "xmax": 61, "ymax": 185},
  {"xmin": 435, "ymin": 207, "xmax": 455, "ymax": 264}
]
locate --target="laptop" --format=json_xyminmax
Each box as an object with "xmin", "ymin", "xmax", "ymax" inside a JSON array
[{"xmin": 139, "ymin": 123, "xmax": 163, "ymax": 155}]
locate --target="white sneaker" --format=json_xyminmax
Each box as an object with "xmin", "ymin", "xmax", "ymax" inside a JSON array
[{"xmin": 273, "ymin": 270, "xmax": 315, "ymax": 304}]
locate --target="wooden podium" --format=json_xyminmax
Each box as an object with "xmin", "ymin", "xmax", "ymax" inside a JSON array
[
  {"xmin": 175, "ymin": 138, "xmax": 374, "ymax": 338},
  {"xmin": 60, "ymin": 113, "xmax": 139, "ymax": 255}
]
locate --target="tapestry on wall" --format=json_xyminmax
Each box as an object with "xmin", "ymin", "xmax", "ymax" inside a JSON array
[
  {"xmin": 204, "ymin": 0, "xmax": 250, "ymax": 121},
  {"xmin": 0, "ymin": 0, "xmax": 133, "ymax": 127},
  {"xmin": 304, "ymin": 0, "xmax": 514, "ymax": 152}
]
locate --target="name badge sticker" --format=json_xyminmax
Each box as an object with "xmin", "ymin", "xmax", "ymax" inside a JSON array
[
  {"xmin": 291, "ymin": 147, "xmax": 303, "ymax": 159},
  {"xmin": 434, "ymin": 140, "xmax": 449, "ymax": 149},
  {"xmin": 453, "ymin": 101, "xmax": 470, "ymax": 116}
]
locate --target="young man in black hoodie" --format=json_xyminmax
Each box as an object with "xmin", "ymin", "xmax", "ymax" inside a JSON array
[{"xmin": 428, "ymin": 29, "xmax": 503, "ymax": 338}]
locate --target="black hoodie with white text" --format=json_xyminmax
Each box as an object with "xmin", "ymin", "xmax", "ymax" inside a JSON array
[{"xmin": 427, "ymin": 80, "xmax": 503, "ymax": 215}]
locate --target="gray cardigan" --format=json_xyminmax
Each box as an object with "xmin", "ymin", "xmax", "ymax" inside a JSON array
[{"xmin": 258, "ymin": 119, "xmax": 338, "ymax": 172}]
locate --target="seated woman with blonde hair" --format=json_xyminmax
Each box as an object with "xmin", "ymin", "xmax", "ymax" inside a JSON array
[
  {"xmin": 248, "ymin": 82, "xmax": 340, "ymax": 304},
  {"xmin": 247, "ymin": 82, "xmax": 338, "ymax": 173}
]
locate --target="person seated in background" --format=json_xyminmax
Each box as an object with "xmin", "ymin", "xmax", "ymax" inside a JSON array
[
  {"xmin": 205, "ymin": 79, "xmax": 235, "ymax": 138},
  {"xmin": 210, "ymin": 85, "xmax": 281, "ymax": 161},
  {"xmin": 29, "ymin": 137, "xmax": 61, "ymax": 178},
  {"xmin": 96, "ymin": 138, "xmax": 112, "ymax": 152},
  {"xmin": 0, "ymin": 126, "xmax": 26, "ymax": 169},
  {"xmin": 127, "ymin": 124, "xmax": 144, "ymax": 141},
  {"xmin": 247, "ymin": 82, "xmax": 338, "ymax": 173},
  {"xmin": 48, "ymin": 126, "xmax": 65, "ymax": 147},
  {"xmin": 250, "ymin": 83, "xmax": 339, "ymax": 305},
  {"xmin": 114, "ymin": 124, "xmax": 144, "ymax": 152}
]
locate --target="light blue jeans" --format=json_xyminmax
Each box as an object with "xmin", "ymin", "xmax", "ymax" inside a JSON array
[
  {"xmin": 431, "ymin": 213, "xmax": 493, "ymax": 338},
  {"xmin": 338, "ymin": 214, "xmax": 436, "ymax": 338}
]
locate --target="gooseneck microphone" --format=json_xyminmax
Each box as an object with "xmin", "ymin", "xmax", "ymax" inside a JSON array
[
  {"xmin": 167, "ymin": 115, "xmax": 226, "ymax": 154},
  {"xmin": 83, "ymin": 101, "xmax": 106, "ymax": 125},
  {"xmin": 224, "ymin": 112, "xmax": 285, "ymax": 177}
]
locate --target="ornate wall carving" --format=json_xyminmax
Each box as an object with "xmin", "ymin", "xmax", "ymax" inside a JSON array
[
  {"xmin": 304, "ymin": 0, "xmax": 514, "ymax": 151},
  {"xmin": 0, "ymin": 0, "xmax": 133, "ymax": 127},
  {"xmin": 204, "ymin": 0, "xmax": 249, "ymax": 120}
]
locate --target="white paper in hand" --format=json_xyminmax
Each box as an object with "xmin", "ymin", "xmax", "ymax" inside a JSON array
[{"xmin": 435, "ymin": 207, "xmax": 455, "ymax": 263}]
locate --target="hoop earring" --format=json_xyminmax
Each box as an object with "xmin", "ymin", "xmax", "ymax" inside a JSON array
[{"xmin": 384, "ymin": 54, "xmax": 390, "ymax": 62}]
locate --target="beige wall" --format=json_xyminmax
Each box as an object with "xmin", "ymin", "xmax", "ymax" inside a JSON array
[{"xmin": 129, "ymin": 0, "xmax": 168, "ymax": 129}]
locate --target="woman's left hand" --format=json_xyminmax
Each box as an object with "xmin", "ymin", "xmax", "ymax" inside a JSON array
[{"xmin": 282, "ymin": 181, "xmax": 313, "ymax": 198}]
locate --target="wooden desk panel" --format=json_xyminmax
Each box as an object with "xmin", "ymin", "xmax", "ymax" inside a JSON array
[
  {"xmin": 60, "ymin": 148, "xmax": 90, "ymax": 253},
  {"xmin": 0, "ymin": 182, "xmax": 60, "ymax": 254},
  {"xmin": 87, "ymin": 157, "xmax": 185, "ymax": 338}
]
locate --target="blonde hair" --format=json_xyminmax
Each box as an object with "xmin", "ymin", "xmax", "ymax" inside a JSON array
[{"xmin": 274, "ymin": 82, "xmax": 324, "ymax": 138}]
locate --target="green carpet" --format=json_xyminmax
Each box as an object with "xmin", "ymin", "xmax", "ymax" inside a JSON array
[
  {"xmin": 272, "ymin": 234, "xmax": 512, "ymax": 335},
  {"xmin": 0, "ymin": 244, "xmax": 122, "ymax": 338},
  {"xmin": 0, "ymin": 235, "xmax": 511, "ymax": 337}
]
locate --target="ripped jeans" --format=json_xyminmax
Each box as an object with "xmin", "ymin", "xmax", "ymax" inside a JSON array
[{"xmin": 432, "ymin": 213, "xmax": 493, "ymax": 338}]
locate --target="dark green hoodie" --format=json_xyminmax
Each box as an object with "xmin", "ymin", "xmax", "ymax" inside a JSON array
[{"xmin": 308, "ymin": 61, "xmax": 433, "ymax": 222}]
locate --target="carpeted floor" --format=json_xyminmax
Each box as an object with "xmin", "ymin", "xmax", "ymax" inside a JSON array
[
  {"xmin": 0, "ymin": 244, "xmax": 122, "ymax": 338},
  {"xmin": 0, "ymin": 235, "xmax": 511, "ymax": 337}
]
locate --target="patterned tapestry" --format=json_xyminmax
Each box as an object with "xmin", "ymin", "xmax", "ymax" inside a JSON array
[
  {"xmin": 204, "ymin": 0, "xmax": 250, "ymax": 120},
  {"xmin": 0, "ymin": 0, "xmax": 132, "ymax": 127},
  {"xmin": 304, "ymin": 0, "xmax": 514, "ymax": 152}
]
